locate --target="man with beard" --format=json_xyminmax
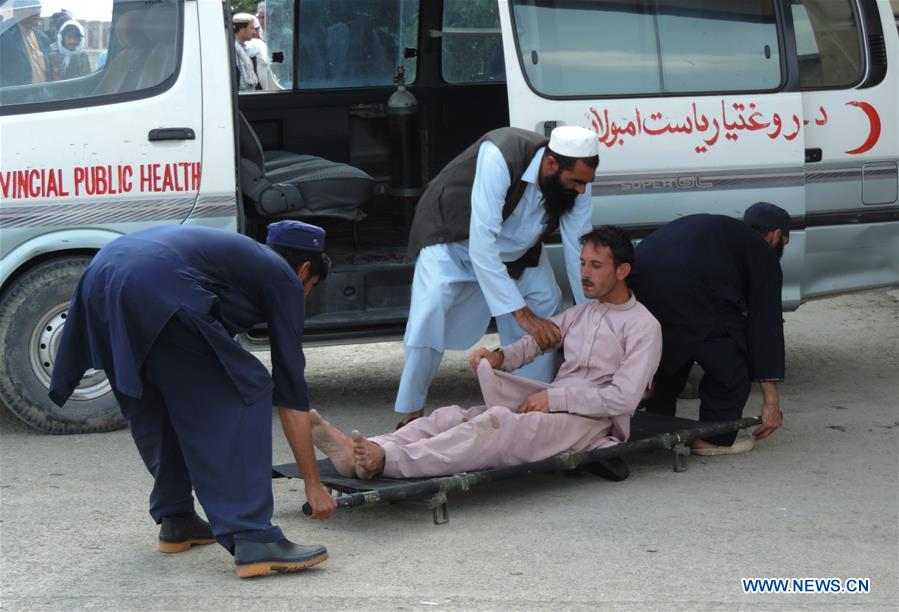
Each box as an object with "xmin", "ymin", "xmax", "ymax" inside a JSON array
[
  {"xmin": 628, "ymin": 202, "xmax": 791, "ymax": 455},
  {"xmin": 396, "ymin": 126, "xmax": 598, "ymax": 428},
  {"xmin": 233, "ymin": 13, "xmax": 260, "ymax": 91},
  {"xmin": 312, "ymin": 227, "xmax": 661, "ymax": 479}
]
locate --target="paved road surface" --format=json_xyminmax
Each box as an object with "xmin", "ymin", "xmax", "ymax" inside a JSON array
[{"xmin": 1, "ymin": 289, "xmax": 897, "ymax": 610}]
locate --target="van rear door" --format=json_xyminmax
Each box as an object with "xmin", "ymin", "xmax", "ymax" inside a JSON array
[{"xmin": 498, "ymin": 0, "xmax": 807, "ymax": 307}]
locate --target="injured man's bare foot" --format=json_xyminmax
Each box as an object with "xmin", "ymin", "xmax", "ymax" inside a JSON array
[
  {"xmin": 308, "ymin": 409, "xmax": 356, "ymax": 477},
  {"xmin": 351, "ymin": 430, "xmax": 385, "ymax": 480}
]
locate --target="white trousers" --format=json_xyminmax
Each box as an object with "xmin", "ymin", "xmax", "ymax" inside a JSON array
[{"xmin": 395, "ymin": 244, "xmax": 562, "ymax": 414}]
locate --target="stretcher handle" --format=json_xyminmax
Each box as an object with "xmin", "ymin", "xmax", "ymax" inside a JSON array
[{"xmin": 302, "ymin": 495, "xmax": 357, "ymax": 516}]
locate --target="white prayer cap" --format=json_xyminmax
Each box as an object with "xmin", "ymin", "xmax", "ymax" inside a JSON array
[
  {"xmin": 233, "ymin": 12, "xmax": 255, "ymax": 24},
  {"xmin": 548, "ymin": 126, "xmax": 599, "ymax": 158}
]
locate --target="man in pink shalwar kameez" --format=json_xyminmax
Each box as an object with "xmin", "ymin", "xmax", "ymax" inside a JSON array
[{"xmin": 311, "ymin": 227, "xmax": 662, "ymax": 480}]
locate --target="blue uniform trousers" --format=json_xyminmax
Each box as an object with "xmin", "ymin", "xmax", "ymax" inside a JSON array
[
  {"xmin": 643, "ymin": 335, "xmax": 751, "ymax": 446},
  {"xmin": 112, "ymin": 311, "xmax": 284, "ymax": 551}
]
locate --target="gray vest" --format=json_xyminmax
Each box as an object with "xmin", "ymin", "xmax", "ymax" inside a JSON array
[{"xmin": 407, "ymin": 128, "xmax": 549, "ymax": 263}]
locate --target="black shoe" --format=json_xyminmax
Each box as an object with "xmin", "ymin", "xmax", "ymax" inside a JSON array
[
  {"xmin": 158, "ymin": 512, "xmax": 216, "ymax": 553},
  {"xmin": 582, "ymin": 456, "xmax": 630, "ymax": 482},
  {"xmin": 395, "ymin": 412, "xmax": 423, "ymax": 431},
  {"xmin": 234, "ymin": 538, "xmax": 328, "ymax": 578}
]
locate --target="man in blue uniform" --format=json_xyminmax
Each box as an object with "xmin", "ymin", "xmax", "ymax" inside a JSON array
[
  {"xmin": 49, "ymin": 221, "xmax": 337, "ymax": 578},
  {"xmin": 396, "ymin": 126, "xmax": 598, "ymax": 428},
  {"xmin": 628, "ymin": 203, "xmax": 789, "ymax": 455}
]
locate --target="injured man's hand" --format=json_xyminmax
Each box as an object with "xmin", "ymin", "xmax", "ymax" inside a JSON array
[{"xmin": 518, "ymin": 390, "xmax": 550, "ymax": 414}]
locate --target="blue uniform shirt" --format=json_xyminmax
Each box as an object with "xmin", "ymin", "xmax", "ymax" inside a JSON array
[
  {"xmin": 628, "ymin": 214, "xmax": 785, "ymax": 382},
  {"xmin": 49, "ymin": 225, "xmax": 311, "ymax": 410}
]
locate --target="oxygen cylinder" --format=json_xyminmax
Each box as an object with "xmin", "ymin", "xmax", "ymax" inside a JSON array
[{"xmin": 387, "ymin": 66, "xmax": 422, "ymax": 226}]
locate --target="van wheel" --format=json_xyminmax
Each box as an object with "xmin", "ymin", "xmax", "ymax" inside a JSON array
[{"xmin": 0, "ymin": 257, "xmax": 124, "ymax": 434}]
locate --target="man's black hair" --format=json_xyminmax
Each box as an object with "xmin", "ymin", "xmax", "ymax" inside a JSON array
[
  {"xmin": 545, "ymin": 147, "xmax": 600, "ymax": 171},
  {"xmin": 579, "ymin": 225, "xmax": 634, "ymax": 267},
  {"xmin": 747, "ymin": 224, "xmax": 789, "ymax": 259},
  {"xmin": 233, "ymin": 21, "xmax": 250, "ymax": 34},
  {"xmin": 268, "ymin": 245, "xmax": 331, "ymax": 283}
]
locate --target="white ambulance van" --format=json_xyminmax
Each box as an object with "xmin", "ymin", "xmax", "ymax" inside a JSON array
[{"xmin": 1, "ymin": 0, "xmax": 896, "ymax": 433}]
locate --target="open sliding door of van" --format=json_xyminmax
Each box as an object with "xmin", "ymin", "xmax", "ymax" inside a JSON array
[{"xmin": 498, "ymin": 0, "xmax": 808, "ymax": 308}]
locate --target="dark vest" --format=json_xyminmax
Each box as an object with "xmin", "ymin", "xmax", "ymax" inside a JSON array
[{"xmin": 407, "ymin": 128, "xmax": 550, "ymax": 276}]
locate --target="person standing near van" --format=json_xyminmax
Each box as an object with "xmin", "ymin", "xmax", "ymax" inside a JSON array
[
  {"xmin": 628, "ymin": 203, "xmax": 790, "ymax": 455},
  {"xmin": 233, "ymin": 12, "xmax": 260, "ymax": 91},
  {"xmin": 48, "ymin": 221, "xmax": 337, "ymax": 578},
  {"xmin": 49, "ymin": 20, "xmax": 92, "ymax": 81},
  {"xmin": 395, "ymin": 126, "xmax": 598, "ymax": 427},
  {"xmin": 245, "ymin": 15, "xmax": 282, "ymax": 91},
  {"xmin": 255, "ymin": 2, "xmax": 267, "ymax": 39},
  {"xmin": 0, "ymin": 0, "xmax": 51, "ymax": 86}
]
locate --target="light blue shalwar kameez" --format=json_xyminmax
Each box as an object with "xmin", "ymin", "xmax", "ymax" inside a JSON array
[{"xmin": 395, "ymin": 142, "xmax": 593, "ymax": 414}]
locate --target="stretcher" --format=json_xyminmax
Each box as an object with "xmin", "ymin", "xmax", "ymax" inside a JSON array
[{"xmin": 272, "ymin": 412, "xmax": 760, "ymax": 524}]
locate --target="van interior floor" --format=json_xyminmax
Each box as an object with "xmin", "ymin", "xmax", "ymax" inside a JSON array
[
  {"xmin": 272, "ymin": 412, "xmax": 761, "ymax": 524},
  {"xmin": 325, "ymin": 213, "xmax": 411, "ymax": 259},
  {"xmin": 249, "ymin": 213, "xmax": 416, "ymax": 336},
  {"xmin": 251, "ymin": 211, "xmax": 411, "ymax": 264}
]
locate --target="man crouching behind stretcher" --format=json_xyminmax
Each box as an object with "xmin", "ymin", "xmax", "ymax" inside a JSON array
[{"xmin": 312, "ymin": 226, "xmax": 662, "ymax": 479}]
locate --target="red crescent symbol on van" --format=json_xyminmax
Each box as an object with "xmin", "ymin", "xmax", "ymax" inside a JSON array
[{"xmin": 845, "ymin": 101, "xmax": 881, "ymax": 155}]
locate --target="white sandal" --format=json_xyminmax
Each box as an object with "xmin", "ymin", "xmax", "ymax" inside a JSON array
[{"xmin": 691, "ymin": 436, "xmax": 755, "ymax": 456}]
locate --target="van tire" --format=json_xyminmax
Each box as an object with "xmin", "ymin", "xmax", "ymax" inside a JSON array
[{"xmin": 0, "ymin": 257, "xmax": 124, "ymax": 434}]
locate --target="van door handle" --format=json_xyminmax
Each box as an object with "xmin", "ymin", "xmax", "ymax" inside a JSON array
[
  {"xmin": 805, "ymin": 148, "xmax": 822, "ymax": 163},
  {"xmin": 148, "ymin": 128, "xmax": 196, "ymax": 142}
]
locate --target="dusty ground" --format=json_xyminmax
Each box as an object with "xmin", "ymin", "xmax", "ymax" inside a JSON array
[{"xmin": 1, "ymin": 288, "xmax": 897, "ymax": 611}]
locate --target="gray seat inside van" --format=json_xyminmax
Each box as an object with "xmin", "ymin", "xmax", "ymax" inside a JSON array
[
  {"xmin": 238, "ymin": 113, "xmax": 373, "ymax": 224},
  {"xmin": 93, "ymin": 2, "xmax": 178, "ymax": 96},
  {"xmin": 92, "ymin": 11, "xmax": 147, "ymax": 95}
]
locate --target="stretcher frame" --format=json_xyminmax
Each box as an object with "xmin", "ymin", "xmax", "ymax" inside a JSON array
[{"xmin": 272, "ymin": 412, "xmax": 761, "ymax": 524}]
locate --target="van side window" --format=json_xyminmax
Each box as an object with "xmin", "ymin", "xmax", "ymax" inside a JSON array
[
  {"xmin": 442, "ymin": 0, "xmax": 505, "ymax": 83},
  {"xmin": 297, "ymin": 0, "xmax": 419, "ymax": 89},
  {"xmin": 510, "ymin": 0, "xmax": 782, "ymax": 97},
  {"xmin": 0, "ymin": 0, "xmax": 180, "ymax": 111},
  {"xmin": 791, "ymin": 0, "xmax": 864, "ymax": 89}
]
